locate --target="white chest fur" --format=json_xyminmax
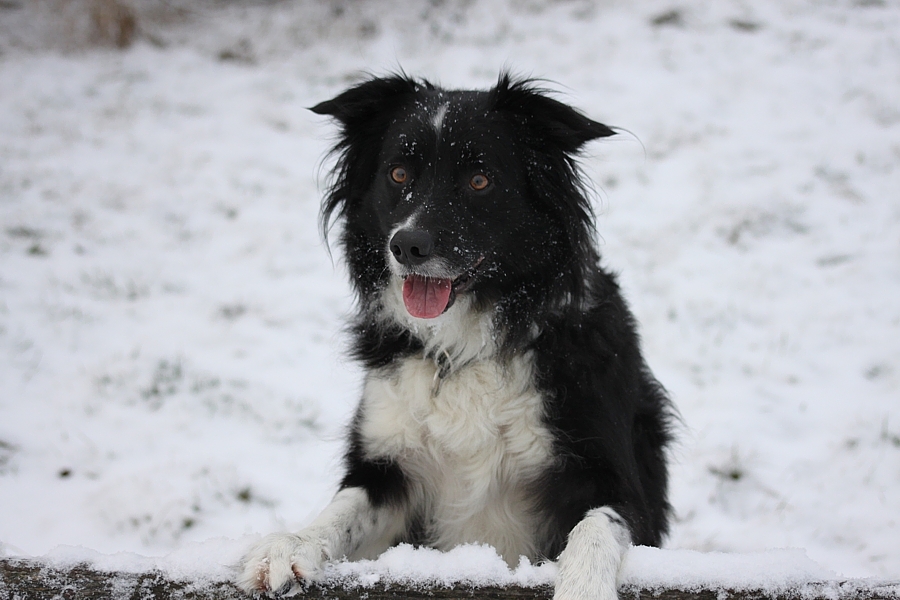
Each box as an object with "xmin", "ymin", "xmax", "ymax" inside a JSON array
[{"xmin": 359, "ymin": 353, "xmax": 554, "ymax": 565}]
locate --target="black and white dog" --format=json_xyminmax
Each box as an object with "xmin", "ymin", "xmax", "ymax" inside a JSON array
[{"xmin": 238, "ymin": 72, "xmax": 674, "ymax": 600}]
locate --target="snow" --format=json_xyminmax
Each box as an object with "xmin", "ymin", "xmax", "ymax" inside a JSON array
[
  {"xmin": 621, "ymin": 547, "xmax": 834, "ymax": 593},
  {"xmin": 325, "ymin": 545, "xmax": 837, "ymax": 592},
  {"xmin": 42, "ymin": 538, "xmax": 249, "ymax": 584},
  {"xmin": 1, "ymin": 0, "xmax": 898, "ymax": 589},
  {"xmin": 29, "ymin": 542, "xmax": 840, "ymax": 593},
  {"xmin": 325, "ymin": 544, "xmax": 557, "ymax": 589}
]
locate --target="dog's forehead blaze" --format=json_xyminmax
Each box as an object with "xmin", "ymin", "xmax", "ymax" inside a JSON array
[
  {"xmin": 385, "ymin": 96, "xmax": 508, "ymax": 169},
  {"xmin": 431, "ymin": 101, "xmax": 450, "ymax": 133}
]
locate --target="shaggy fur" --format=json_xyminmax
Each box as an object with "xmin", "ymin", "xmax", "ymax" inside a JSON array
[{"xmin": 237, "ymin": 72, "xmax": 675, "ymax": 600}]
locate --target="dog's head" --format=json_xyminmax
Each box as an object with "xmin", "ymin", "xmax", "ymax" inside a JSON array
[{"xmin": 312, "ymin": 72, "xmax": 614, "ymax": 337}]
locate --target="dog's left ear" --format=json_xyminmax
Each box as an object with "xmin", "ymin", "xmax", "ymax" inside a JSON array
[{"xmin": 489, "ymin": 73, "xmax": 615, "ymax": 153}]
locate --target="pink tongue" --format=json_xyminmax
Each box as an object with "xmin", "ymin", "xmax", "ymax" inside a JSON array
[{"xmin": 402, "ymin": 275, "xmax": 452, "ymax": 319}]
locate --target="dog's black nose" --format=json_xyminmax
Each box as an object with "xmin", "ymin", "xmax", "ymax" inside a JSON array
[{"xmin": 389, "ymin": 229, "xmax": 434, "ymax": 266}]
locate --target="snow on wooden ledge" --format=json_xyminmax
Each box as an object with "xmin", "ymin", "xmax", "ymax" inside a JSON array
[{"xmin": 1, "ymin": 544, "xmax": 898, "ymax": 600}]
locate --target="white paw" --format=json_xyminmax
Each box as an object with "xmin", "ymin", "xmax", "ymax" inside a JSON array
[
  {"xmin": 554, "ymin": 565, "xmax": 619, "ymax": 600},
  {"xmin": 553, "ymin": 508, "xmax": 629, "ymax": 600},
  {"xmin": 236, "ymin": 532, "xmax": 328, "ymax": 596}
]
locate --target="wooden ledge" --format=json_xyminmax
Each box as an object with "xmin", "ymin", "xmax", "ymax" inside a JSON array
[{"xmin": 2, "ymin": 558, "xmax": 898, "ymax": 600}]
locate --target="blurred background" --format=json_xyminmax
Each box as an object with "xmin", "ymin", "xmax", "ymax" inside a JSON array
[{"xmin": 0, "ymin": 0, "xmax": 898, "ymax": 579}]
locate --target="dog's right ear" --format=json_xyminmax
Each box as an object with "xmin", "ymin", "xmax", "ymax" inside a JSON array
[
  {"xmin": 313, "ymin": 74, "xmax": 430, "ymax": 241},
  {"xmin": 310, "ymin": 74, "xmax": 427, "ymax": 128}
]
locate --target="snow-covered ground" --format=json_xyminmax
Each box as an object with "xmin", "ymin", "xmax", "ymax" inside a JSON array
[{"xmin": 1, "ymin": 0, "xmax": 898, "ymax": 584}]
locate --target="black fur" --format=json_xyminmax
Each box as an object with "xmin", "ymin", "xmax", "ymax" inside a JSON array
[{"xmin": 312, "ymin": 71, "xmax": 674, "ymax": 560}]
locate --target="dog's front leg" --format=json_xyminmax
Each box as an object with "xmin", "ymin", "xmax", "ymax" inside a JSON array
[
  {"xmin": 237, "ymin": 487, "xmax": 401, "ymax": 596},
  {"xmin": 554, "ymin": 507, "xmax": 632, "ymax": 600}
]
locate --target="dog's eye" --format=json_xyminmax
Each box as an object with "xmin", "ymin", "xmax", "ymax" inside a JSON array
[
  {"xmin": 469, "ymin": 174, "xmax": 490, "ymax": 191},
  {"xmin": 390, "ymin": 166, "xmax": 408, "ymax": 184}
]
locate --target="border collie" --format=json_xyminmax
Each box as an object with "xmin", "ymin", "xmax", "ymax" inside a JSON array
[{"xmin": 237, "ymin": 72, "xmax": 674, "ymax": 600}]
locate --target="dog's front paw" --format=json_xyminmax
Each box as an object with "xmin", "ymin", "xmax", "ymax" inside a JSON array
[
  {"xmin": 553, "ymin": 508, "xmax": 628, "ymax": 600},
  {"xmin": 554, "ymin": 563, "xmax": 619, "ymax": 600},
  {"xmin": 236, "ymin": 532, "xmax": 327, "ymax": 596}
]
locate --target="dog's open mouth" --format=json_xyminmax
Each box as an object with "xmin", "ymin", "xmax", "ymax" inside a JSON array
[{"xmin": 401, "ymin": 257, "xmax": 484, "ymax": 319}]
